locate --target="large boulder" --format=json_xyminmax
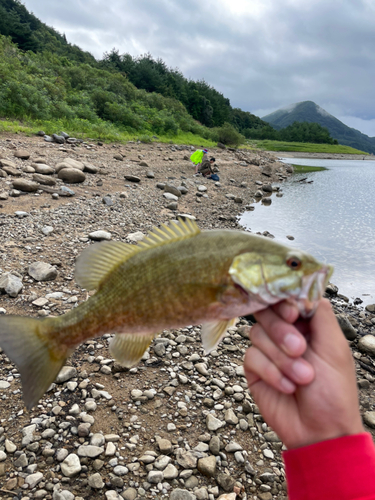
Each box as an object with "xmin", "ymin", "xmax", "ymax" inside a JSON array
[
  {"xmin": 14, "ymin": 149, "xmax": 30, "ymax": 160},
  {"xmin": 32, "ymin": 174, "xmax": 56, "ymax": 186},
  {"xmin": 55, "ymin": 158, "xmax": 85, "ymax": 173},
  {"xmin": 12, "ymin": 179, "xmax": 39, "ymax": 192},
  {"xmin": 58, "ymin": 168, "xmax": 86, "ymax": 183},
  {"xmin": 33, "ymin": 164, "xmax": 55, "ymax": 175}
]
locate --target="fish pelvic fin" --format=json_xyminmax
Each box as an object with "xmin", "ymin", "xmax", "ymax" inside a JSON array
[
  {"xmin": 201, "ymin": 318, "xmax": 238, "ymax": 354},
  {"xmin": 137, "ymin": 217, "xmax": 200, "ymax": 249},
  {"xmin": 0, "ymin": 316, "xmax": 68, "ymax": 410},
  {"xmin": 109, "ymin": 333, "xmax": 155, "ymax": 368},
  {"xmin": 75, "ymin": 241, "xmax": 140, "ymax": 290}
]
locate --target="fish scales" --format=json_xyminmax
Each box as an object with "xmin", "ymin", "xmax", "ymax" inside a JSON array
[{"xmin": 0, "ymin": 220, "xmax": 333, "ymax": 409}]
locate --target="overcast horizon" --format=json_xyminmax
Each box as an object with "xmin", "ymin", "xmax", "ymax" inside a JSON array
[{"xmin": 22, "ymin": 0, "xmax": 375, "ymax": 137}]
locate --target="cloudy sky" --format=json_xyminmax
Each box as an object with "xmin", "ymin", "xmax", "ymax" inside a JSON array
[{"xmin": 23, "ymin": 0, "xmax": 375, "ymax": 136}]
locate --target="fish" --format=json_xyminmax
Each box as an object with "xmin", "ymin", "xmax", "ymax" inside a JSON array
[{"xmin": 0, "ymin": 218, "xmax": 333, "ymax": 409}]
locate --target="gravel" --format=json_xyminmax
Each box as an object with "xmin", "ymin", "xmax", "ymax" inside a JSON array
[{"xmin": 0, "ymin": 135, "xmax": 374, "ymax": 499}]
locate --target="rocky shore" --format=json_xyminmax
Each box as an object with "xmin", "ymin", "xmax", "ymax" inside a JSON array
[{"xmin": 0, "ymin": 134, "xmax": 374, "ymax": 500}]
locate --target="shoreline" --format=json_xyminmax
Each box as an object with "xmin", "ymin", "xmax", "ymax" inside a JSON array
[{"xmin": 266, "ymin": 151, "xmax": 375, "ymax": 160}]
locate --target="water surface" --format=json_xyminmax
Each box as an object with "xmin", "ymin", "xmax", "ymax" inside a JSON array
[{"xmin": 239, "ymin": 158, "xmax": 375, "ymax": 305}]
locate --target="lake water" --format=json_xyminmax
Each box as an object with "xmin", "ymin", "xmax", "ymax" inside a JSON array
[{"xmin": 239, "ymin": 158, "xmax": 375, "ymax": 306}]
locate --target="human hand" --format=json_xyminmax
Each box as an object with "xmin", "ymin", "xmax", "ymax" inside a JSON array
[{"xmin": 243, "ymin": 299, "xmax": 365, "ymax": 449}]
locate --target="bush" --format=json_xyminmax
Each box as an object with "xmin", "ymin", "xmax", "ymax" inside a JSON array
[{"xmin": 214, "ymin": 122, "xmax": 244, "ymax": 147}]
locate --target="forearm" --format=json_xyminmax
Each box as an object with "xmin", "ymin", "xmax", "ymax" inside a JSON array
[{"xmin": 283, "ymin": 433, "xmax": 375, "ymax": 500}]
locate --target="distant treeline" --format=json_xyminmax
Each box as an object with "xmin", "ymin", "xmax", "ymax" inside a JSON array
[
  {"xmin": 245, "ymin": 120, "xmax": 338, "ymax": 144},
  {"xmin": 0, "ymin": 0, "xmax": 337, "ymax": 146}
]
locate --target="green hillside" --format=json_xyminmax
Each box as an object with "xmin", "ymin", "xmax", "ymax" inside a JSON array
[
  {"xmin": 262, "ymin": 101, "xmax": 375, "ymax": 154},
  {"xmin": 0, "ymin": 0, "xmax": 350, "ymax": 149}
]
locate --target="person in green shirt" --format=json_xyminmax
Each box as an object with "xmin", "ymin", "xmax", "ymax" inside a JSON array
[{"xmin": 190, "ymin": 148, "xmax": 208, "ymax": 174}]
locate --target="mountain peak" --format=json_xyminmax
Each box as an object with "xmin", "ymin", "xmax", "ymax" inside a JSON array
[{"xmin": 262, "ymin": 101, "xmax": 375, "ymax": 154}]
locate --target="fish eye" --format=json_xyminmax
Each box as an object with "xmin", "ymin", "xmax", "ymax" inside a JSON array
[{"xmin": 286, "ymin": 256, "xmax": 302, "ymax": 270}]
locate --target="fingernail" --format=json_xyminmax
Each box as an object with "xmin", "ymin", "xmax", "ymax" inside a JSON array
[
  {"xmin": 283, "ymin": 333, "xmax": 302, "ymax": 355},
  {"xmin": 280, "ymin": 377, "xmax": 296, "ymax": 393},
  {"xmin": 292, "ymin": 360, "xmax": 313, "ymax": 381}
]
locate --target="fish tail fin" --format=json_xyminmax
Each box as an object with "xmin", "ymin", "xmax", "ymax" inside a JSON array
[{"xmin": 0, "ymin": 315, "xmax": 67, "ymax": 410}]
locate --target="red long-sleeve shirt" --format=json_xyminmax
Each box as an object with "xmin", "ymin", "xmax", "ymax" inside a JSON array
[{"xmin": 283, "ymin": 433, "xmax": 375, "ymax": 500}]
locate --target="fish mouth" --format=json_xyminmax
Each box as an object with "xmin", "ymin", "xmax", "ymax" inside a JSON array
[{"xmin": 297, "ymin": 265, "xmax": 333, "ymax": 318}]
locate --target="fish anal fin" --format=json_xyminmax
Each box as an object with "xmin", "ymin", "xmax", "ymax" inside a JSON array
[
  {"xmin": 138, "ymin": 218, "xmax": 200, "ymax": 249},
  {"xmin": 109, "ymin": 333, "xmax": 155, "ymax": 368},
  {"xmin": 75, "ymin": 241, "xmax": 139, "ymax": 290},
  {"xmin": 0, "ymin": 316, "xmax": 67, "ymax": 410},
  {"xmin": 201, "ymin": 318, "xmax": 238, "ymax": 353}
]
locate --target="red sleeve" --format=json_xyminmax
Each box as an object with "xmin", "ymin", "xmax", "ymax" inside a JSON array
[{"xmin": 283, "ymin": 433, "xmax": 375, "ymax": 500}]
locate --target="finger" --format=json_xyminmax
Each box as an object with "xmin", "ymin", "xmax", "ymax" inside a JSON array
[
  {"xmin": 272, "ymin": 300, "xmax": 300, "ymax": 324},
  {"xmin": 254, "ymin": 307, "xmax": 307, "ymax": 357},
  {"xmin": 244, "ymin": 346, "xmax": 297, "ymax": 394},
  {"xmin": 250, "ymin": 324, "xmax": 315, "ymax": 385}
]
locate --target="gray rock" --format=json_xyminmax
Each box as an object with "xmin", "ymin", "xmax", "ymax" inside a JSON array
[
  {"xmin": 358, "ymin": 335, "xmax": 375, "ymax": 356},
  {"xmin": 147, "ymin": 470, "xmax": 163, "ymax": 483},
  {"xmin": 216, "ymin": 473, "xmax": 236, "ymax": 492},
  {"xmin": 52, "ymin": 134, "xmax": 66, "ymax": 144},
  {"xmin": 102, "ymin": 196, "xmax": 114, "ymax": 206},
  {"xmin": 197, "ymin": 455, "xmax": 217, "ymax": 477},
  {"xmin": 121, "ymin": 488, "xmax": 137, "ymax": 500},
  {"xmin": 77, "ymin": 445, "xmax": 104, "ymax": 457},
  {"xmin": 146, "ymin": 171, "xmax": 155, "ymax": 178},
  {"xmin": 60, "ymin": 186, "xmax": 75, "ymax": 196},
  {"xmin": 25, "ymin": 472, "xmax": 43, "ymax": 488},
  {"xmin": 365, "ymin": 304, "xmax": 375, "ymax": 313},
  {"xmin": 56, "ymin": 366, "xmax": 77, "ymax": 383},
  {"xmin": 164, "ymin": 184, "xmax": 182, "ymax": 197},
  {"xmin": 33, "ymin": 164, "xmax": 55, "ymax": 175},
  {"xmin": 0, "ymin": 273, "xmax": 23, "ymax": 297},
  {"xmin": 364, "ymin": 411, "xmax": 375, "ymax": 428},
  {"xmin": 88, "ymin": 472, "xmax": 104, "ymax": 488},
  {"xmin": 14, "ymin": 149, "xmax": 31, "ymax": 159},
  {"xmin": 176, "ymin": 449, "xmax": 198, "ymax": 469},
  {"xmin": 209, "ymin": 436, "xmax": 221, "ymax": 455},
  {"xmin": 163, "ymin": 192, "xmax": 178, "ymax": 201},
  {"xmin": 61, "ymin": 453, "xmax": 81, "ymax": 477},
  {"xmin": 113, "ymin": 465, "xmax": 128, "ymax": 476},
  {"xmin": 163, "ymin": 463, "xmax": 178, "ymax": 479},
  {"xmin": 53, "ymin": 490, "xmax": 75, "ymax": 500},
  {"xmin": 206, "ymin": 414, "xmax": 225, "ymax": 431},
  {"xmin": 225, "ymin": 408, "xmax": 239, "ymax": 425},
  {"xmin": 32, "ymin": 173, "xmax": 56, "ymax": 186},
  {"xmin": 157, "ymin": 438, "xmax": 172, "ymax": 454},
  {"xmin": 12, "ymin": 178, "xmax": 39, "ymax": 192},
  {"xmin": 83, "ymin": 163, "xmax": 99, "ymax": 174},
  {"xmin": 124, "ymin": 175, "xmax": 141, "ymax": 182},
  {"xmin": 335, "ymin": 313, "xmax": 357, "ymax": 340},
  {"xmin": 42, "ymin": 226, "xmax": 54, "ymax": 236},
  {"xmin": 169, "ymin": 489, "xmax": 196, "ymax": 500},
  {"xmin": 28, "ymin": 262, "xmax": 58, "ymax": 281},
  {"xmin": 89, "ymin": 230, "xmax": 112, "ymax": 241},
  {"xmin": 58, "ymin": 168, "xmax": 86, "ymax": 183}
]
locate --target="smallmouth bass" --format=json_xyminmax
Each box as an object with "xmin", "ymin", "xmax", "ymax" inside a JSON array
[{"xmin": 0, "ymin": 218, "xmax": 333, "ymax": 409}]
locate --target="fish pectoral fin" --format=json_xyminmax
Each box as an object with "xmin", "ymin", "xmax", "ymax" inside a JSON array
[
  {"xmin": 201, "ymin": 318, "xmax": 238, "ymax": 354},
  {"xmin": 109, "ymin": 333, "xmax": 155, "ymax": 368},
  {"xmin": 0, "ymin": 316, "xmax": 67, "ymax": 410},
  {"xmin": 75, "ymin": 241, "xmax": 140, "ymax": 290}
]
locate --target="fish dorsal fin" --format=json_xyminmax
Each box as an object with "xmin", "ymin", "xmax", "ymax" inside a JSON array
[
  {"xmin": 75, "ymin": 241, "xmax": 140, "ymax": 290},
  {"xmin": 138, "ymin": 218, "xmax": 200, "ymax": 249},
  {"xmin": 201, "ymin": 318, "xmax": 238, "ymax": 353}
]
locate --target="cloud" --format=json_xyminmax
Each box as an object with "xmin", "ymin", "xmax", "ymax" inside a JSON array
[{"xmin": 23, "ymin": 0, "xmax": 375, "ymax": 135}]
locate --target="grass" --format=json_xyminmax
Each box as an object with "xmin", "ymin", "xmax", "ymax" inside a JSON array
[
  {"xmin": 291, "ymin": 164, "xmax": 327, "ymax": 172},
  {"xmin": 248, "ymin": 140, "xmax": 368, "ymax": 155},
  {"xmin": 0, "ymin": 118, "xmax": 217, "ymax": 147}
]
